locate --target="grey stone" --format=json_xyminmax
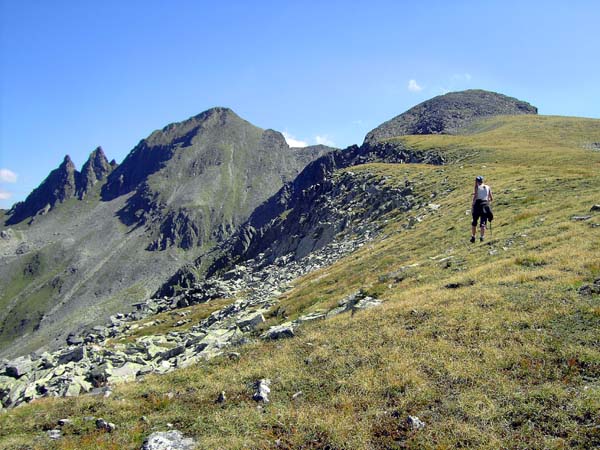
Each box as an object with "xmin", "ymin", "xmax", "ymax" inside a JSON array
[
  {"xmin": 109, "ymin": 362, "xmax": 145, "ymax": 384},
  {"xmin": 96, "ymin": 418, "xmax": 116, "ymax": 432},
  {"xmin": 64, "ymin": 376, "xmax": 92, "ymax": 397},
  {"xmin": 5, "ymin": 356, "xmax": 34, "ymax": 378},
  {"xmin": 141, "ymin": 430, "xmax": 196, "ymax": 450},
  {"xmin": 216, "ymin": 391, "xmax": 226, "ymax": 404},
  {"xmin": 47, "ymin": 429, "xmax": 62, "ymax": 440},
  {"xmin": 353, "ymin": 296, "xmax": 382, "ymax": 311},
  {"xmin": 88, "ymin": 362, "xmax": 113, "ymax": 387},
  {"xmin": 572, "ymin": 215, "xmax": 592, "ymax": 221},
  {"xmin": 57, "ymin": 346, "xmax": 86, "ymax": 365},
  {"xmin": 236, "ymin": 311, "xmax": 266, "ymax": 330},
  {"xmin": 261, "ymin": 323, "xmax": 295, "ymax": 340},
  {"xmin": 253, "ymin": 378, "xmax": 271, "ymax": 403},
  {"xmin": 295, "ymin": 311, "xmax": 326, "ymax": 324},
  {"xmin": 159, "ymin": 345, "xmax": 185, "ymax": 361},
  {"xmin": 58, "ymin": 418, "xmax": 73, "ymax": 426},
  {"xmin": 66, "ymin": 333, "xmax": 84, "ymax": 345},
  {"xmin": 407, "ymin": 415, "xmax": 426, "ymax": 430},
  {"xmin": 591, "ymin": 204, "xmax": 600, "ymax": 211},
  {"xmin": 88, "ymin": 386, "xmax": 112, "ymax": 397}
]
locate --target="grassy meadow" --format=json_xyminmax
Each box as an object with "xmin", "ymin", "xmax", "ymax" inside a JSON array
[{"xmin": 1, "ymin": 115, "xmax": 599, "ymax": 449}]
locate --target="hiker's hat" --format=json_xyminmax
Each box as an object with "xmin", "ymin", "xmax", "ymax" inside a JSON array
[{"xmin": 476, "ymin": 176, "xmax": 484, "ymax": 182}]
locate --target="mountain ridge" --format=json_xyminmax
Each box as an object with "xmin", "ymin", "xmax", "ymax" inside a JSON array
[{"xmin": 0, "ymin": 106, "xmax": 335, "ymax": 359}]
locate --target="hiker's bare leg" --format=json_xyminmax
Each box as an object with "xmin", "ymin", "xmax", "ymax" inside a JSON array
[
  {"xmin": 471, "ymin": 225, "xmax": 477, "ymax": 237},
  {"xmin": 480, "ymin": 224, "xmax": 486, "ymax": 238}
]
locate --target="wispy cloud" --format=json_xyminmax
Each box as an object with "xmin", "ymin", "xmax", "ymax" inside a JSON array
[
  {"xmin": 0, "ymin": 168, "xmax": 17, "ymax": 183},
  {"xmin": 0, "ymin": 190, "xmax": 12, "ymax": 200},
  {"xmin": 282, "ymin": 132, "xmax": 308, "ymax": 148},
  {"xmin": 408, "ymin": 79, "xmax": 423, "ymax": 92},
  {"xmin": 315, "ymin": 135, "xmax": 335, "ymax": 147}
]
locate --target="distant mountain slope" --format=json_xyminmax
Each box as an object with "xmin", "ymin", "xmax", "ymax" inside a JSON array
[
  {"xmin": 0, "ymin": 109, "xmax": 334, "ymax": 358},
  {"xmin": 364, "ymin": 89, "xmax": 537, "ymax": 144}
]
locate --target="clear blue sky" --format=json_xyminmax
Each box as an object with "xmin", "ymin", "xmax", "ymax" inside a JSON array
[{"xmin": 1, "ymin": 0, "xmax": 599, "ymax": 208}]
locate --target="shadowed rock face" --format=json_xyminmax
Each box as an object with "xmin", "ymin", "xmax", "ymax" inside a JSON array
[
  {"xmin": 77, "ymin": 147, "xmax": 112, "ymax": 199},
  {"xmin": 6, "ymin": 149, "xmax": 115, "ymax": 225},
  {"xmin": 364, "ymin": 89, "xmax": 537, "ymax": 144},
  {"xmin": 6, "ymin": 156, "xmax": 79, "ymax": 225}
]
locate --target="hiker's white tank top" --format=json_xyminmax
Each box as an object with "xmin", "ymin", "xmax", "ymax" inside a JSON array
[{"xmin": 475, "ymin": 184, "xmax": 490, "ymax": 201}]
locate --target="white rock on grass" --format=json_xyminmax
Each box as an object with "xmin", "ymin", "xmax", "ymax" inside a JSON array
[
  {"xmin": 253, "ymin": 378, "xmax": 271, "ymax": 403},
  {"xmin": 407, "ymin": 415, "xmax": 426, "ymax": 430},
  {"xmin": 141, "ymin": 430, "xmax": 196, "ymax": 450}
]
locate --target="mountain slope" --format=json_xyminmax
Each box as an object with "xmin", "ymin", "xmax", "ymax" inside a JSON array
[
  {"xmin": 0, "ymin": 109, "xmax": 333, "ymax": 359},
  {"xmin": 2, "ymin": 113, "xmax": 598, "ymax": 449}
]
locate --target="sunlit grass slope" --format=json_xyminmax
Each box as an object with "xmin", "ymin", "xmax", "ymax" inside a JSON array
[{"xmin": 1, "ymin": 115, "xmax": 599, "ymax": 449}]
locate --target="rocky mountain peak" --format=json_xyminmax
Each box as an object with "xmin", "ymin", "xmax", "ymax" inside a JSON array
[
  {"xmin": 364, "ymin": 89, "xmax": 538, "ymax": 144},
  {"xmin": 260, "ymin": 129, "xmax": 289, "ymax": 150},
  {"xmin": 5, "ymin": 148, "xmax": 116, "ymax": 225},
  {"xmin": 6, "ymin": 154, "xmax": 78, "ymax": 224},
  {"xmin": 77, "ymin": 147, "xmax": 113, "ymax": 199}
]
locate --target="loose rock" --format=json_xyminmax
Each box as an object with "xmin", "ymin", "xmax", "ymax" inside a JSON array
[
  {"xmin": 47, "ymin": 429, "xmax": 62, "ymax": 440},
  {"xmin": 407, "ymin": 415, "xmax": 426, "ymax": 430},
  {"xmin": 253, "ymin": 378, "xmax": 271, "ymax": 403},
  {"xmin": 96, "ymin": 418, "xmax": 116, "ymax": 432},
  {"xmin": 141, "ymin": 431, "xmax": 196, "ymax": 450}
]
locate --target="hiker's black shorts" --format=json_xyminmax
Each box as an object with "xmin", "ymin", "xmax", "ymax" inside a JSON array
[{"xmin": 472, "ymin": 200, "xmax": 489, "ymax": 227}]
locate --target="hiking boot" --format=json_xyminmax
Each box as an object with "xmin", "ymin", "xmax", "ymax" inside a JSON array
[
  {"xmin": 470, "ymin": 236, "xmax": 475, "ymax": 243},
  {"xmin": 480, "ymin": 237, "xmax": 484, "ymax": 242}
]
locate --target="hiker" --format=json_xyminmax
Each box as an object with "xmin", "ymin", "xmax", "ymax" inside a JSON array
[{"xmin": 471, "ymin": 175, "xmax": 493, "ymax": 242}]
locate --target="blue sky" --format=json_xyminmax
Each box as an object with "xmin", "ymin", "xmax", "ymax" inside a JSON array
[{"xmin": 1, "ymin": 0, "xmax": 599, "ymax": 208}]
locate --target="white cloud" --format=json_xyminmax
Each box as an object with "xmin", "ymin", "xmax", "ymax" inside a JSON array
[
  {"xmin": 408, "ymin": 79, "xmax": 423, "ymax": 92},
  {"xmin": 315, "ymin": 135, "xmax": 335, "ymax": 147},
  {"xmin": 0, "ymin": 168, "xmax": 17, "ymax": 183},
  {"xmin": 282, "ymin": 131, "xmax": 308, "ymax": 148},
  {"xmin": 0, "ymin": 190, "xmax": 12, "ymax": 200}
]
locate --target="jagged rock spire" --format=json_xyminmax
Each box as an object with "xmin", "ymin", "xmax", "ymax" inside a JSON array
[
  {"xmin": 5, "ymin": 147, "xmax": 115, "ymax": 225},
  {"xmin": 6, "ymin": 154, "xmax": 78, "ymax": 224},
  {"xmin": 78, "ymin": 146, "xmax": 113, "ymax": 199}
]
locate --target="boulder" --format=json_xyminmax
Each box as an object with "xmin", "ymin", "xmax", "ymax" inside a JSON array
[
  {"xmin": 295, "ymin": 311, "xmax": 326, "ymax": 324},
  {"xmin": 158, "ymin": 345, "xmax": 185, "ymax": 361},
  {"xmin": 236, "ymin": 311, "xmax": 266, "ymax": 330},
  {"xmin": 141, "ymin": 431, "xmax": 196, "ymax": 450},
  {"xmin": 57, "ymin": 346, "xmax": 86, "ymax": 365},
  {"xmin": 88, "ymin": 362, "xmax": 113, "ymax": 387},
  {"xmin": 108, "ymin": 362, "xmax": 145, "ymax": 384},
  {"xmin": 66, "ymin": 333, "xmax": 84, "ymax": 345},
  {"xmin": 47, "ymin": 429, "xmax": 62, "ymax": 440},
  {"xmin": 5, "ymin": 356, "xmax": 34, "ymax": 378},
  {"xmin": 407, "ymin": 415, "xmax": 426, "ymax": 430},
  {"xmin": 64, "ymin": 376, "xmax": 92, "ymax": 397},
  {"xmin": 253, "ymin": 378, "xmax": 271, "ymax": 403},
  {"xmin": 261, "ymin": 323, "xmax": 295, "ymax": 340},
  {"xmin": 353, "ymin": 296, "xmax": 382, "ymax": 311},
  {"xmin": 96, "ymin": 418, "xmax": 116, "ymax": 433}
]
